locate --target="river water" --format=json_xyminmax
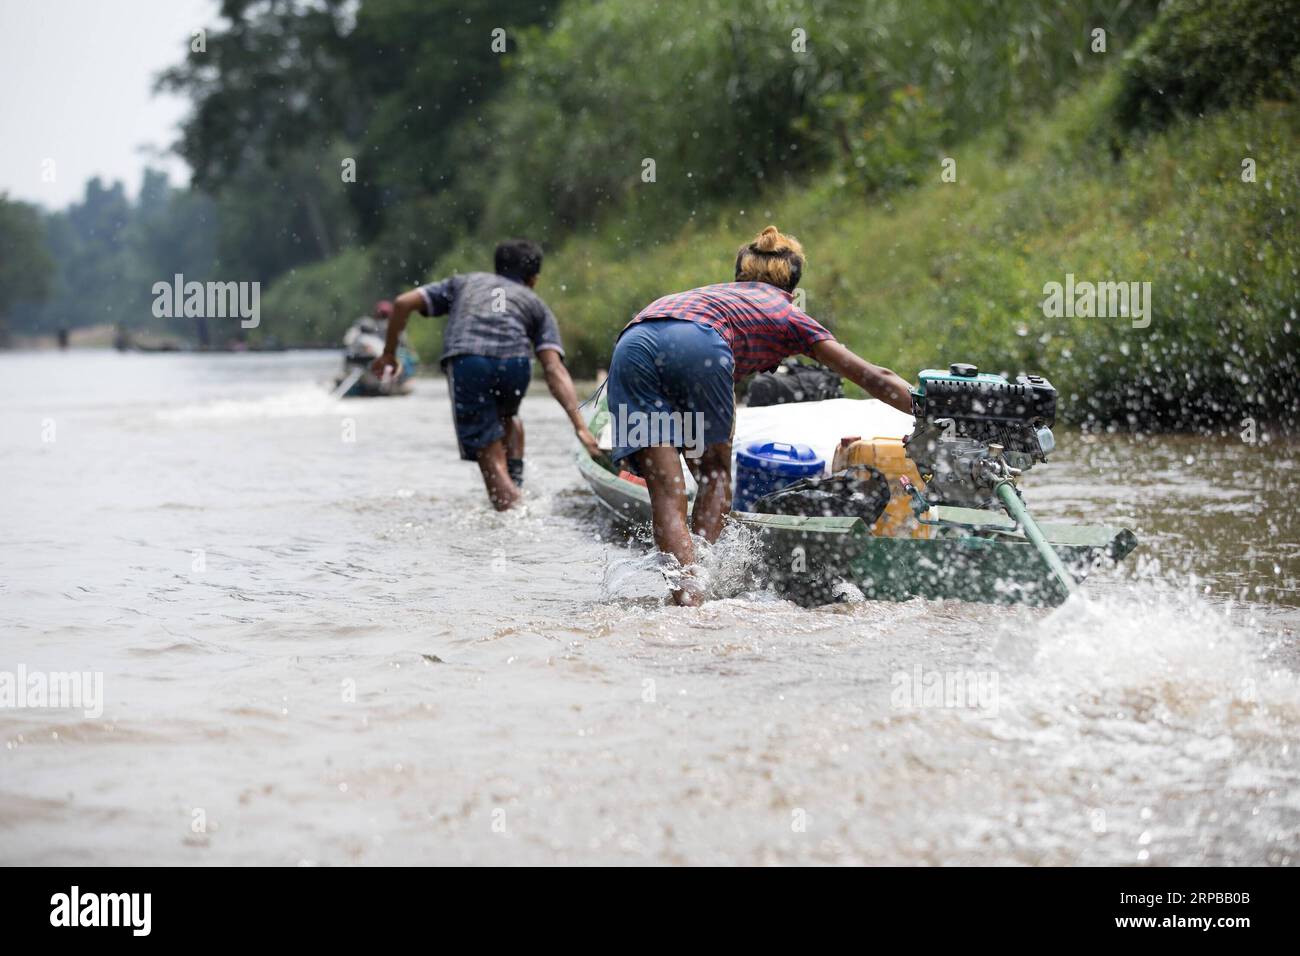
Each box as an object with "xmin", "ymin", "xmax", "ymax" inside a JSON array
[{"xmin": 1, "ymin": 350, "xmax": 1296, "ymax": 865}]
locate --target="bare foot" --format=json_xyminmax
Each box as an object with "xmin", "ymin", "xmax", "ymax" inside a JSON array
[
  {"xmin": 670, "ymin": 588, "xmax": 703, "ymax": 607},
  {"xmin": 668, "ymin": 563, "xmax": 707, "ymax": 606}
]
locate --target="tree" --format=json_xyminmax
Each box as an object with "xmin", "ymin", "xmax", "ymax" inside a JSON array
[
  {"xmin": 0, "ymin": 194, "xmax": 55, "ymax": 343},
  {"xmin": 157, "ymin": 0, "xmax": 553, "ymax": 289}
]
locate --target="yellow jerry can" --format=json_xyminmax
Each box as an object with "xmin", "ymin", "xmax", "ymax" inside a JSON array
[{"xmin": 831, "ymin": 436, "xmax": 935, "ymax": 539}]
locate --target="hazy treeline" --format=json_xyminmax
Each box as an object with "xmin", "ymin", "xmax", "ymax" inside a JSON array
[{"xmin": 1, "ymin": 172, "xmax": 215, "ymax": 340}]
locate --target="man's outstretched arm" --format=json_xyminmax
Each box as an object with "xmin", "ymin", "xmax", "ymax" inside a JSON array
[
  {"xmin": 809, "ymin": 339, "xmax": 914, "ymax": 414},
  {"xmin": 371, "ymin": 290, "xmax": 424, "ymax": 376},
  {"xmin": 539, "ymin": 348, "xmax": 602, "ymax": 459}
]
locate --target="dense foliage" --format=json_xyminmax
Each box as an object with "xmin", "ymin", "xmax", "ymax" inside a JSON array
[
  {"xmin": 478, "ymin": 0, "xmax": 1158, "ymax": 233},
  {"xmin": 1113, "ymin": 0, "xmax": 1300, "ymax": 134},
  {"xmin": 421, "ymin": 92, "xmax": 1298, "ymax": 430}
]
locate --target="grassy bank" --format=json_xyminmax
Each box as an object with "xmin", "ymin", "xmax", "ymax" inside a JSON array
[{"xmin": 408, "ymin": 86, "xmax": 1298, "ymax": 429}]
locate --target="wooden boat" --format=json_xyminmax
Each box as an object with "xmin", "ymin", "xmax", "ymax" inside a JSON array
[{"xmin": 576, "ymin": 386, "xmax": 1137, "ymax": 607}]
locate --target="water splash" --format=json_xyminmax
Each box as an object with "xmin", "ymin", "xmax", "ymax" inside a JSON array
[
  {"xmin": 598, "ymin": 521, "xmax": 766, "ymax": 603},
  {"xmin": 155, "ymin": 385, "xmax": 361, "ymax": 423},
  {"xmin": 1003, "ymin": 585, "xmax": 1299, "ymax": 733}
]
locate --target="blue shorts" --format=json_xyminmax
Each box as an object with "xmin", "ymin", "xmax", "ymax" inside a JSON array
[
  {"xmin": 446, "ymin": 355, "xmax": 532, "ymax": 461},
  {"xmin": 607, "ymin": 319, "xmax": 735, "ymax": 467}
]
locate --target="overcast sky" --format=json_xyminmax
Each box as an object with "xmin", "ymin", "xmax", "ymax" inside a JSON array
[{"xmin": 0, "ymin": 0, "xmax": 217, "ymax": 209}]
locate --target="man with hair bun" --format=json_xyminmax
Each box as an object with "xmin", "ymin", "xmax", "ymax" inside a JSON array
[
  {"xmin": 374, "ymin": 238, "xmax": 601, "ymax": 510},
  {"xmin": 607, "ymin": 225, "xmax": 914, "ymax": 605}
]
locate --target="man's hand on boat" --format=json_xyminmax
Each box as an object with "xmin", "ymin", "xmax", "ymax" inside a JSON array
[
  {"xmin": 808, "ymin": 340, "xmax": 915, "ymax": 414},
  {"xmin": 576, "ymin": 426, "xmax": 603, "ymax": 461},
  {"xmin": 536, "ymin": 348, "xmax": 604, "ymax": 462},
  {"xmin": 370, "ymin": 352, "xmax": 400, "ymax": 380}
]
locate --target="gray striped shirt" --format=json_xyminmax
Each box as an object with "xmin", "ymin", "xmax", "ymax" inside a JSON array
[{"xmin": 417, "ymin": 271, "xmax": 565, "ymax": 367}]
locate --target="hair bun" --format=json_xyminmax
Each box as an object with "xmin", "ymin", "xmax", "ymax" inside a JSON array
[
  {"xmin": 753, "ymin": 225, "xmax": 785, "ymax": 253},
  {"xmin": 735, "ymin": 225, "xmax": 805, "ymax": 292}
]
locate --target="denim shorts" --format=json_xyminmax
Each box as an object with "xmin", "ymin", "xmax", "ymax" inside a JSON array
[
  {"xmin": 606, "ymin": 319, "xmax": 735, "ymax": 467},
  {"xmin": 445, "ymin": 355, "xmax": 532, "ymax": 461}
]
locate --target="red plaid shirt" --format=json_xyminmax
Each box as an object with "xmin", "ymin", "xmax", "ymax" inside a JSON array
[{"xmin": 626, "ymin": 282, "xmax": 835, "ymax": 379}]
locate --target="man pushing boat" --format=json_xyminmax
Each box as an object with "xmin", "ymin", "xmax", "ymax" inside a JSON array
[
  {"xmin": 606, "ymin": 225, "xmax": 915, "ymax": 605},
  {"xmin": 373, "ymin": 239, "xmax": 601, "ymax": 510}
]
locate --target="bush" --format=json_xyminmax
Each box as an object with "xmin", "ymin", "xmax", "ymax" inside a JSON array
[
  {"xmin": 536, "ymin": 93, "xmax": 1300, "ymax": 430},
  {"xmin": 258, "ymin": 247, "xmax": 385, "ymax": 348},
  {"xmin": 1113, "ymin": 0, "xmax": 1300, "ymax": 133},
  {"xmin": 475, "ymin": 0, "xmax": 1160, "ymax": 241},
  {"xmin": 798, "ymin": 86, "xmax": 948, "ymax": 195}
]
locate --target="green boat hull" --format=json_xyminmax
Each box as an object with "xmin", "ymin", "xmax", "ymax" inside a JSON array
[
  {"xmin": 730, "ymin": 510, "xmax": 1136, "ymax": 607},
  {"xmin": 577, "ymin": 403, "xmax": 1137, "ymax": 607}
]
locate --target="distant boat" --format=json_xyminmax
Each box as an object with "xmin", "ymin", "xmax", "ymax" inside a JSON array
[{"xmin": 333, "ymin": 316, "xmax": 418, "ymax": 397}]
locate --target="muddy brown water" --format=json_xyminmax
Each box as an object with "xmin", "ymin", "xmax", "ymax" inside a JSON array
[{"xmin": 1, "ymin": 350, "xmax": 1295, "ymax": 864}]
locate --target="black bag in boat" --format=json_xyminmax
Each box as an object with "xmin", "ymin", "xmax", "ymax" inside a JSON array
[
  {"xmin": 752, "ymin": 465, "xmax": 891, "ymax": 525},
  {"xmin": 746, "ymin": 359, "xmax": 843, "ymax": 406}
]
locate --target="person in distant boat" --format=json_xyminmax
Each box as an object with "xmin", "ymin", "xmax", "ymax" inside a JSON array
[
  {"xmin": 607, "ymin": 225, "xmax": 915, "ymax": 605},
  {"xmin": 373, "ymin": 239, "xmax": 600, "ymax": 510},
  {"xmin": 356, "ymin": 299, "xmax": 402, "ymax": 347}
]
